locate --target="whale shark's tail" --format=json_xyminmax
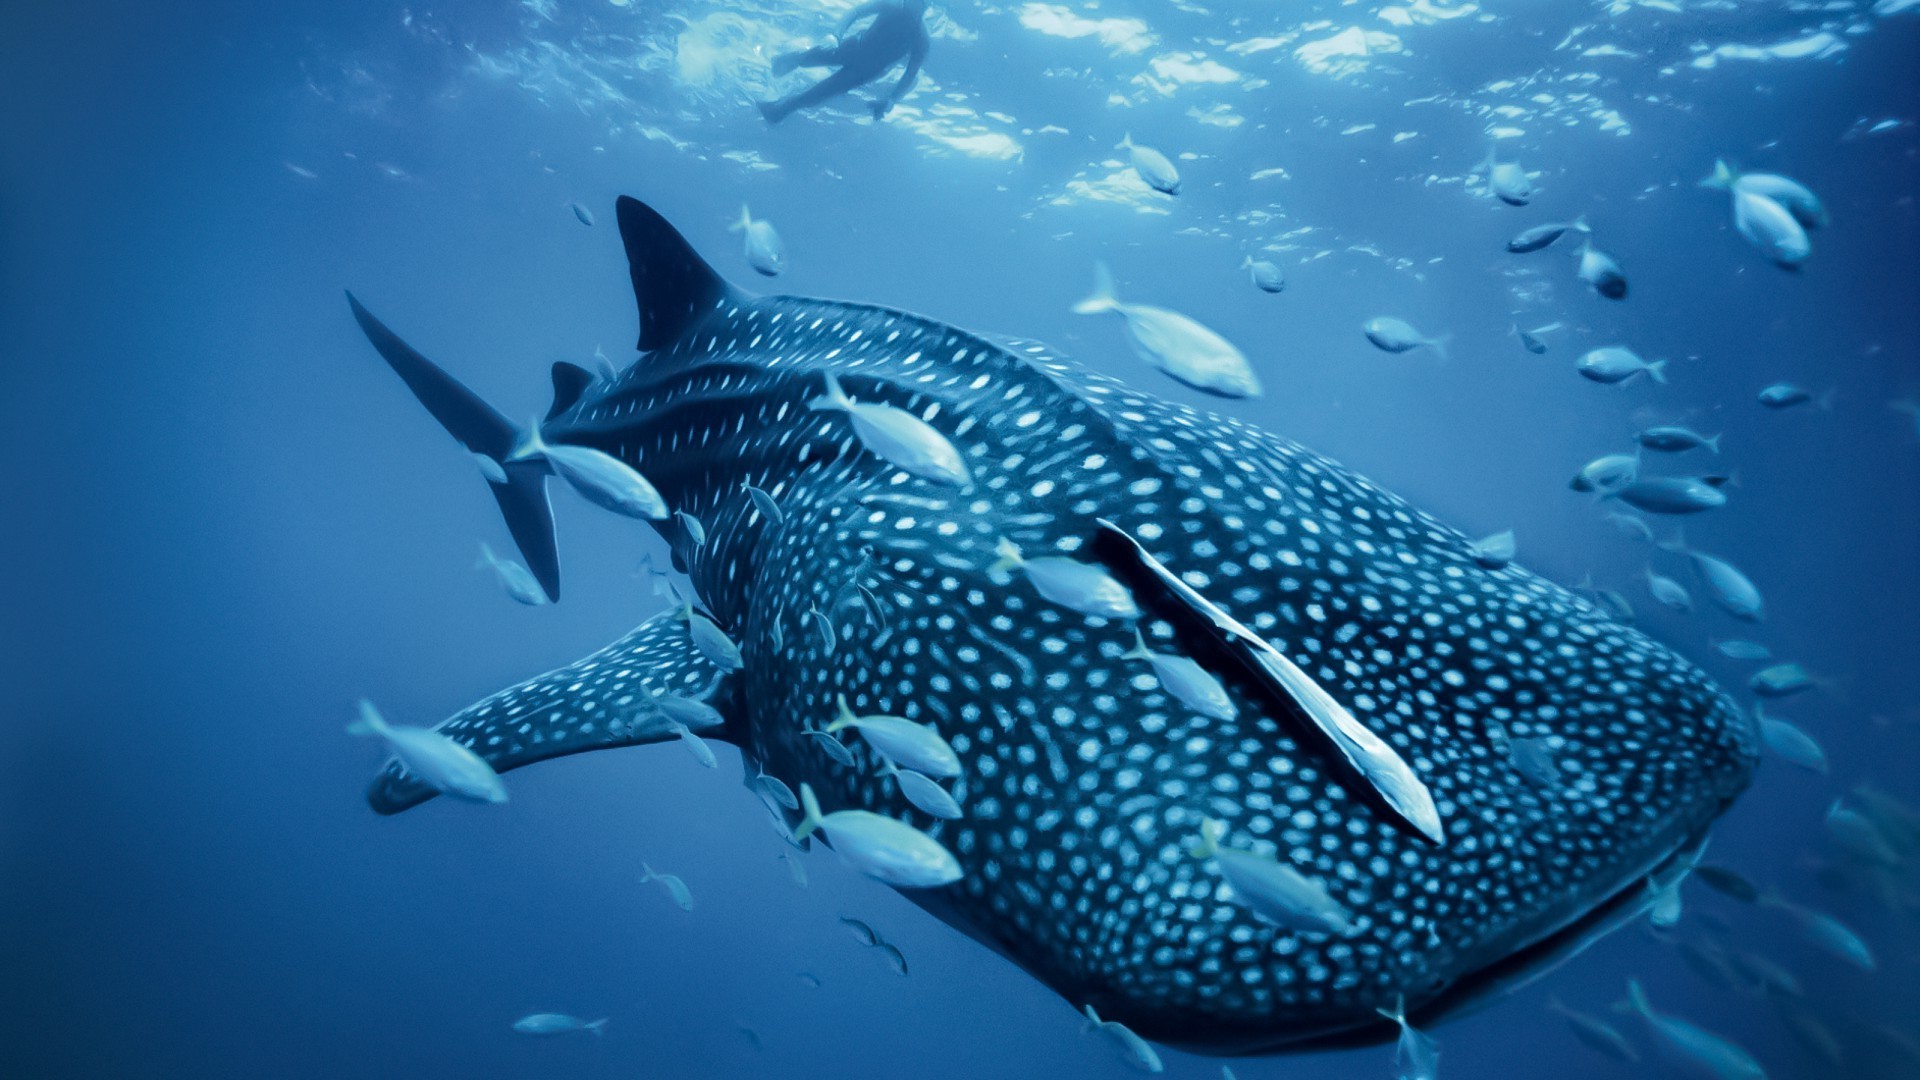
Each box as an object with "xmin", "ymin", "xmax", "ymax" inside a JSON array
[{"xmin": 345, "ymin": 291, "xmax": 562, "ymax": 602}]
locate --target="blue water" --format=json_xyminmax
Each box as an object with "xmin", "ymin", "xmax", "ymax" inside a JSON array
[{"xmin": 5, "ymin": 2, "xmax": 1918, "ymax": 1077}]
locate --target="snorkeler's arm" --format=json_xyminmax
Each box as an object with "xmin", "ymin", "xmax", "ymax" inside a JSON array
[
  {"xmin": 887, "ymin": 35, "xmax": 928, "ymax": 102},
  {"xmin": 836, "ymin": 0, "xmax": 884, "ymax": 37}
]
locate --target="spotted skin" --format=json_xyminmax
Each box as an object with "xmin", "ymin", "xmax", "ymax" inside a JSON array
[{"xmin": 355, "ymin": 200, "xmax": 1756, "ymax": 1053}]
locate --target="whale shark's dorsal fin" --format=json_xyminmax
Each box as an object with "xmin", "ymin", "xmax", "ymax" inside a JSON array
[
  {"xmin": 616, "ymin": 195, "xmax": 737, "ymax": 352},
  {"xmin": 547, "ymin": 360, "xmax": 596, "ymax": 421},
  {"xmin": 366, "ymin": 607, "xmax": 740, "ymax": 813}
]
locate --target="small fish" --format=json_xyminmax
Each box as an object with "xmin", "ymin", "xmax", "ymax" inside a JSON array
[
  {"xmin": 1749, "ymin": 662, "xmax": 1818, "ymax": 698},
  {"xmin": 1570, "ymin": 452, "xmax": 1640, "ymax": 494},
  {"xmin": 512, "ymin": 1013, "xmax": 607, "ymax": 1037},
  {"xmin": 780, "ymin": 850, "xmax": 808, "ymax": 887},
  {"xmin": 1712, "ymin": 640, "xmax": 1771, "ymax": 661},
  {"xmin": 639, "ymin": 861, "xmax": 694, "ymax": 911},
  {"xmin": 730, "ymin": 205, "xmax": 785, "ymax": 276},
  {"xmin": 470, "ymin": 451, "xmax": 508, "ymax": 483},
  {"xmin": 876, "ymin": 940, "xmax": 910, "ymax": 976},
  {"xmin": 1575, "ymin": 575, "xmax": 1635, "ymax": 623},
  {"xmin": 569, "ymin": 202, "xmax": 594, "ymax": 227},
  {"xmin": 348, "ymin": 700, "xmax": 506, "ymax": 804},
  {"xmin": 797, "ymin": 971, "xmax": 823, "ymax": 988},
  {"xmin": 828, "ymin": 695, "xmax": 961, "ymax": 778},
  {"xmin": 808, "ymin": 372, "xmax": 973, "ymax": 486},
  {"xmin": 1189, "ymin": 818, "xmax": 1357, "ymax": 936},
  {"xmin": 676, "ymin": 509, "xmax": 707, "ymax": 548},
  {"xmin": 839, "ymin": 916, "xmax": 879, "ymax": 946},
  {"xmin": 741, "ymin": 481, "xmax": 784, "ymax": 526},
  {"xmin": 1850, "ymin": 782, "xmax": 1920, "ymax": 855},
  {"xmin": 283, "ymin": 161, "xmax": 319, "ymax": 179},
  {"xmin": 1757, "ymin": 710, "xmax": 1827, "ymax": 774},
  {"xmin": 1674, "ymin": 938, "xmax": 1745, "ymax": 993},
  {"xmin": 793, "ymin": 783, "xmax": 963, "ymax": 889},
  {"xmin": 1757, "ymin": 383, "xmax": 1832, "ymax": 410},
  {"xmin": 1730, "ymin": 187, "xmax": 1811, "ymax": 269},
  {"xmin": 1615, "ymin": 979, "xmax": 1764, "ymax": 1080},
  {"xmin": 1074, "ymin": 263, "xmax": 1261, "ymax": 398},
  {"xmin": 1377, "ymin": 997, "xmax": 1440, "ymax": 1080},
  {"xmin": 1644, "ymin": 567, "xmax": 1693, "ymax": 612},
  {"xmin": 672, "ymin": 597, "xmax": 744, "ymax": 672},
  {"xmin": 886, "ymin": 763, "xmax": 964, "ymax": 820},
  {"xmin": 1761, "ymin": 893, "xmax": 1875, "ymax": 971},
  {"xmin": 1663, "ymin": 541, "xmax": 1762, "ymax": 621},
  {"xmin": 1242, "ymin": 256, "xmax": 1286, "ymax": 293},
  {"xmin": 1082, "ymin": 1004, "xmax": 1165, "ymax": 1074},
  {"xmin": 804, "ymin": 726, "xmax": 856, "ymax": 767},
  {"xmin": 651, "ymin": 689, "xmax": 724, "ymax": 731},
  {"xmin": 1701, "ymin": 160, "xmax": 1827, "ymax": 229},
  {"xmin": 1508, "ymin": 216, "xmax": 1587, "ymax": 253},
  {"xmin": 1890, "ymin": 398, "xmax": 1920, "ymax": 438},
  {"xmin": 475, "ymin": 542, "xmax": 548, "ymax": 606},
  {"xmin": 1578, "ymin": 346, "xmax": 1667, "ymax": 385},
  {"xmin": 1724, "ymin": 948, "xmax": 1804, "ymax": 998},
  {"xmin": 1118, "ymin": 133, "xmax": 1180, "ymax": 195},
  {"xmin": 1363, "ymin": 316, "xmax": 1449, "ymax": 360},
  {"xmin": 1693, "ymin": 865, "xmax": 1759, "ymax": 903},
  {"xmin": 1123, "ymin": 630, "xmax": 1236, "ymax": 721},
  {"xmin": 1482, "ymin": 145, "xmax": 1535, "ymax": 205},
  {"xmin": 1782, "ymin": 1011, "xmax": 1845, "ymax": 1069},
  {"xmin": 1637, "ymin": 427, "xmax": 1721, "ymax": 454},
  {"xmin": 1824, "ymin": 800, "xmax": 1900, "ymax": 867},
  {"xmin": 806, "ymin": 603, "xmax": 837, "ymax": 654},
  {"xmin": 1514, "ymin": 325, "xmax": 1548, "ymax": 354},
  {"xmin": 1508, "ymin": 737, "xmax": 1558, "ymax": 789},
  {"xmin": 855, "ymin": 583, "xmax": 888, "ymax": 631},
  {"xmin": 509, "ymin": 419, "xmax": 669, "ymax": 520},
  {"xmin": 1606, "ymin": 512, "xmax": 1655, "ymax": 542},
  {"xmin": 669, "ymin": 720, "xmax": 717, "ymax": 769},
  {"xmin": 990, "ymin": 538, "xmax": 1140, "ymax": 621},
  {"xmin": 757, "ymin": 771, "xmax": 800, "ymax": 811},
  {"xmin": 1610, "ymin": 477, "xmax": 1726, "ymax": 516},
  {"xmin": 1576, "ymin": 239, "xmax": 1628, "ymax": 300},
  {"xmin": 1468, "ymin": 529, "xmax": 1516, "ymax": 569},
  {"xmin": 736, "ymin": 1024, "xmax": 763, "ymax": 1051},
  {"xmin": 1547, "ymin": 996, "xmax": 1640, "ymax": 1064}
]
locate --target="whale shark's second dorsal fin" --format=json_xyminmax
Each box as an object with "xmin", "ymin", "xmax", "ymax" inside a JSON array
[
  {"xmin": 616, "ymin": 195, "xmax": 738, "ymax": 352},
  {"xmin": 547, "ymin": 360, "xmax": 595, "ymax": 421}
]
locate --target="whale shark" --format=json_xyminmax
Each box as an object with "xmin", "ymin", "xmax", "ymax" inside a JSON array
[{"xmin": 345, "ymin": 195, "xmax": 1756, "ymax": 1054}]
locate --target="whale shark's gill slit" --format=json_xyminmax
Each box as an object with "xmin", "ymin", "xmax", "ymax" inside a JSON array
[
  {"xmin": 1089, "ymin": 519, "xmax": 1447, "ymax": 847},
  {"xmin": 365, "ymin": 608, "xmax": 739, "ymax": 814}
]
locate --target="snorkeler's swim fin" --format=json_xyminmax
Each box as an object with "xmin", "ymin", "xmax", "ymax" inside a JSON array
[{"xmin": 346, "ymin": 291, "xmax": 562, "ymax": 602}]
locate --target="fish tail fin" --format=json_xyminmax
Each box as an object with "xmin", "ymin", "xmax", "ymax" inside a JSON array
[
  {"xmin": 1619, "ymin": 979, "xmax": 1651, "ymax": 1018},
  {"xmin": 346, "ymin": 292, "xmax": 561, "ymax": 602},
  {"xmin": 1706, "ymin": 433, "xmax": 1722, "ymax": 453},
  {"xmin": 1569, "ymin": 213, "xmax": 1590, "ymax": 234},
  {"xmin": 1428, "ymin": 333, "xmax": 1452, "ymax": 363},
  {"xmin": 807, "ymin": 372, "xmax": 853, "ymax": 413},
  {"xmin": 1816, "ymin": 387, "xmax": 1839, "ymax": 412},
  {"xmin": 475, "ymin": 542, "xmax": 497, "ymax": 570},
  {"xmin": 1646, "ymin": 359, "xmax": 1669, "ymax": 384},
  {"xmin": 1071, "ymin": 262, "xmax": 1119, "ymax": 315},
  {"xmin": 1081, "ymin": 1004, "xmax": 1103, "ymax": 1032},
  {"xmin": 732, "ymin": 204, "xmax": 752, "ymax": 233},
  {"xmin": 794, "ymin": 782, "xmax": 826, "ymax": 842},
  {"xmin": 640, "ymin": 861, "xmax": 657, "ymax": 883},
  {"xmin": 347, "ymin": 699, "xmax": 389, "ymax": 738},
  {"xmin": 1123, "ymin": 628, "xmax": 1153, "ymax": 661},
  {"xmin": 1117, "ymin": 133, "xmax": 1133, "ymax": 151},
  {"xmin": 586, "ymin": 1018, "xmax": 608, "ymax": 1036},
  {"xmin": 1656, "ymin": 527, "xmax": 1688, "ymax": 556},
  {"xmin": 1701, "ymin": 159, "xmax": 1735, "ymax": 190},
  {"xmin": 1187, "ymin": 817, "xmax": 1224, "ymax": 860},
  {"xmin": 987, "ymin": 537, "xmax": 1024, "ymax": 577}
]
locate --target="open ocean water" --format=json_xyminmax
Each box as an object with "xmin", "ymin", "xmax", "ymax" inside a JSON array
[{"xmin": 4, "ymin": 1, "xmax": 1918, "ymax": 1078}]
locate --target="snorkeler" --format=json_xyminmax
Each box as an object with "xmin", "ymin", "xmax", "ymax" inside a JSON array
[{"xmin": 759, "ymin": 0, "xmax": 930, "ymax": 125}]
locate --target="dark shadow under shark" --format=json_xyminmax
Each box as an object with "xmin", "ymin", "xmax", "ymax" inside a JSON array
[{"xmin": 344, "ymin": 195, "xmax": 1756, "ymax": 1055}]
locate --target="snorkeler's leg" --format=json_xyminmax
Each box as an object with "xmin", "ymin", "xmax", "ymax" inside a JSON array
[
  {"xmin": 758, "ymin": 66, "xmax": 874, "ymax": 124},
  {"xmin": 770, "ymin": 42, "xmax": 842, "ymax": 77}
]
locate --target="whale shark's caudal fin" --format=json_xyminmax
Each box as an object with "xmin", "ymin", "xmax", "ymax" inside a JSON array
[
  {"xmin": 346, "ymin": 291, "xmax": 562, "ymax": 602},
  {"xmin": 615, "ymin": 195, "xmax": 740, "ymax": 351},
  {"xmin": 367, "ymin": 607, "xmax": 740, "ymax": 813}
]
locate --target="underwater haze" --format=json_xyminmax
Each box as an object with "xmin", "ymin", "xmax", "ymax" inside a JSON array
[{"xmin": 4, "ymin": 1, "xmax": 1919, "ymax": 1078}]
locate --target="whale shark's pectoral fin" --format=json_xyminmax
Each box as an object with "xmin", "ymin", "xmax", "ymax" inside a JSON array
[
  {"xmin": 1090, "ymin": 519, "xmax": 1446, "ymax": 846},
  {"xmin": 367, "ymin": 608, "xmax": 738, "ymax": 814}
]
